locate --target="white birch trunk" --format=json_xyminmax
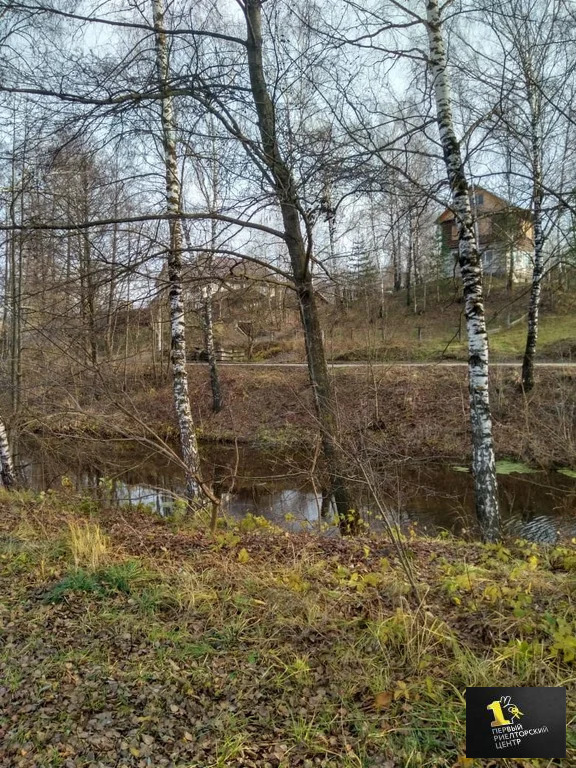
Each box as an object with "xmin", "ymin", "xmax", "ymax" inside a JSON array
[
  {"xmin": 182, "ymin": 222, "xmax": 222, "ymax": 414},
  {"xmin": 202, "ymin": 275, "xmax": 222, "ymax": 413},
  {"xmin": 426, "ymin": 0, "xmax": 500, "ymax": 542},
  {"xmin": 0, "ymin": 418, "xmax": 16, "ymax": 488},
  {"xmin": 152, "ymin": 0, "xmax": 202, "ymax": 506},
  {"xmin": 522, "ymin": 86, "xmax": 544, "ymax": 392}
]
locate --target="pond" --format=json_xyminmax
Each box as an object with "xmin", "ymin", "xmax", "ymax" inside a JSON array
[{"xmin": 16, "ymin": 438, "xmax": 576, "ymax": 543}]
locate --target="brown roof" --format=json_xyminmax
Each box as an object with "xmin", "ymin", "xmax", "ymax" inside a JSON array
[{"xmin": 435, "ymin": 186, "xmax": 531, "ymax": 224}]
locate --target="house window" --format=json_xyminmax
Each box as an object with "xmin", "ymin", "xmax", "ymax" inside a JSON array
[
  {"xmin": 474, "ymin": 193, "xmax": 484, "ymax": 206},
  {"xmin": 483, "ymin": 249, "xmax": 494, "ymax": 272},
  {"xmin": 451, "ymin": 223, "xmax": 459, "ymax": 240}
]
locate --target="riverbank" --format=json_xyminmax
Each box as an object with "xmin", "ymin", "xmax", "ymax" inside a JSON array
[
  {"xmin": 26, "ymin": 366, "xmax": 576, "ymax": 468},
  {"xmin": 0, "ymin": 490, "xmax": 575, "ymax": 767}
]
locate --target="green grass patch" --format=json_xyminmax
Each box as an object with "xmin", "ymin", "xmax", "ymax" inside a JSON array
[
  {"xmin": 44, "ymin": 559, "xmax": 151, "ymax": 602},
  {"xmin": 451, "ymin": 460, "xmax": 539, "ymax": 475}
]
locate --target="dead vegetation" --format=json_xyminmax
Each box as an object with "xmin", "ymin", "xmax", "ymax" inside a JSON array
[
  {"xmin": 0, "ymin": 490, "xmax": 574, "ymax": 767},
  {"xmin": 24, "ymin": 366, "xmax": 576, "ymax": 470}
]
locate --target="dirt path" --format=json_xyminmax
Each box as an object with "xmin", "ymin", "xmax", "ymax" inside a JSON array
[{"xmin": 190, "ymin": 360, "xmax": 576, "ymax": 368}]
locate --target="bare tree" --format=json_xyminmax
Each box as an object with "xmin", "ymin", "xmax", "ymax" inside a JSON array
[
  {"xmin": 425, "ymin": 0, "xmax": 500, "ymax": 541},
  {"xmin": 243, "ymin": 0, "xmax": 358, "ymax": 533},
  {"xmin": 152, "ymin": 0, "xmax": 203, "ymax": 508}
]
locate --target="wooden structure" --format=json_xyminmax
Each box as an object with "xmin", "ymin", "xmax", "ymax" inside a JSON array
[{"xmin": 436, "ymin": 187, "xmax": 533, "ymax": 281}]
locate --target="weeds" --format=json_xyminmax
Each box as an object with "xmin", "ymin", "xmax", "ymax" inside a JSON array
[
  {"xmin": 67, "ymin": 519, "xmax": 108, "ymax": 569},
  {"xmin": 0, "ymin": 493, "xmax": 574, "ymax": 767},
  {"xmin": 44, "ymin": 559, "xmax": 150, "ymax": 602}
]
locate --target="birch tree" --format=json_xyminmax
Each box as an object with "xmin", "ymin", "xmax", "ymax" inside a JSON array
[
  {"xmin": 315, "ymin": 0, "xmax": 500, "ymax": 538},
  {"xmin": 521, "ymin": 72, "xmax": 545, "ymax": 393},
  {"xmin": 425, "ymin": 0, "xmax": 500, "ymax": 541},
  {"xmin": 0, "ymin": 418, "xmax": 16, "ymax": 488},
  {"xmin": 462, "ymin": 0, "xmax": 574, "ymax": 389},
  {"xmin": 485, "ymin": 0, "xmax": 570, "ymax": 391},
  {"xmin": 151, "ymin": 0, "xmax": 203, "ymax": 508}
]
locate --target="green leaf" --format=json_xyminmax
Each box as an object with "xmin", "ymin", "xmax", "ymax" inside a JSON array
[
  {"xmin": 237, "ymin": 548, "xmax": 250, "ymax": 563},
  {"xmin": 495, "ymin": 461, "xmax": 538, "ymax": 475}
]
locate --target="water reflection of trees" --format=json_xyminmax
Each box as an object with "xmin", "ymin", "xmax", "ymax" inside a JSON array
[{"xmin": 18, "ymin": 439, "xmax": 576, "ymax": 541}]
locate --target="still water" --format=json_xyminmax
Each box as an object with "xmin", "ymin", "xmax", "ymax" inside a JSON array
[{"xmin": 17, "ymin": 439, "xmax": 576, "ymax": 542}]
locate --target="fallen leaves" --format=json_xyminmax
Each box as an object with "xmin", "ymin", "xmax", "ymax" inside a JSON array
[
  {"xmin": 1, "ymin": 497, "xmax": 575, "ymax": 768},
  {"xmin": 373, "ymin": 691, "xmax": 393, "ymax": 710}
]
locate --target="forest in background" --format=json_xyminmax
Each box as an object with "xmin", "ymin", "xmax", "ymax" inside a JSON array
[
  {"xmin": 1, "ymin": 2, "xmax": 576, "ymax": 765},
  {"xmin": 2, "ymin": 0, "xmax": 576, "ymax": 539}
]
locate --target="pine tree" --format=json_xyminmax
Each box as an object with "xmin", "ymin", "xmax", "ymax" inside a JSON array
[{"xmin": 349, "ymin": 238, "xmax": 380, "ymax": 301}]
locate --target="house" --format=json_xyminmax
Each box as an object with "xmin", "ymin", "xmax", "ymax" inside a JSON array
[
  {"xmin": 151, "ymin": 254, "xmax": 291, "ymax": 357},
  {"xmin": 436, "ymin": 187, "xmax": 533, "ymax": 281}
]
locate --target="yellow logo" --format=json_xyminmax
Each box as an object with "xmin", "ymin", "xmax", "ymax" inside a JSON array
[{"xmin": 487, "ymin": 696, "xmax": 525, "ymax": 727}]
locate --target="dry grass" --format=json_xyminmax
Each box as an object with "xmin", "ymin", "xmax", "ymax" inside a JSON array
[
  {"xmin": 67, "ymin": 519, "xmax": 109, "ymax": 569},
  {"xmin": 0, "ymin": 491, "xmax": 574, "ymax": 767},
  {"xmin": 24, "ymin": 365, "xmax": 576, "ymax": 470}
]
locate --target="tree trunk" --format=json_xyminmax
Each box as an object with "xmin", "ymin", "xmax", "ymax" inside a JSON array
[
  {"xmin": 392, "ymin": 223, "xmax": 402, "ymax": 292},
  {"xmin": 9, "ymin": 216, "xmax": 22, "ymax": 415},
  {"xmin": 9, "ymin": 136, "xmax": 23, "ymax": 416},
  {"xmin": 0, "ymin": 418, "xmax": 16, "ymax": 488},
  {"xmin": 426, "ymin": 0, "xmax": 500, "ymax": 542},
  {"xmin": 506, "ymin": 247, "xmax": 515, "ymax": 291},
  {"xmin": 203, "ymin": 201, "xmax": 223, "ymax": 413},
  {"xmin": 405, "ymin": 240, "xmax": 412, "ymax": 307},
  {"xmin": 81, "ymin": 231, "xmax": 99, "ymax": 368},
  {"xmin": 152, "ymin": 0, "xmax": 203, "ymax": 507},
  {"xmin": 183, "ymin": 221, "xmax": 222, "ymax": 414},
  {"xmin": 244, "ymin": 0, "xmax": 358, "ymax": 534},
  {"xmin": 521, "ymin": 87, "xmax": 544, "ymax": 392},
  {"xmin": 195, "ymin": 130, "xmax": 223, "ymax": 414},
  {"xmin": 105, "ymin": 217, "xmax": 119, "ymax": 358},
  {"xmin": 202, "ymin": 281, "xmax": 222, "ymax": 412}
]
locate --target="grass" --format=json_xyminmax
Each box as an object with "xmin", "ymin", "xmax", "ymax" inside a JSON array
[
  {"xmin": 43, "ymin": 560, "xmax": 151, "ymax": 602},
  {"xmin": 489, "ymin": 314, "xmax": 576, "ymax": 360},
  {"xmin": 0, "ymin": 489, "xmax": 574, "ymax": 767},
  {"xmin": 299, "ymin": 278, "xmax": 576, "ymax": 362},
  {"xmin": 327, "ymin": 311, "xmax": 576, "ymax": 363},
  {"xmin": 66, "ymin": 519, "xmax": 108, "ymax": 569}
]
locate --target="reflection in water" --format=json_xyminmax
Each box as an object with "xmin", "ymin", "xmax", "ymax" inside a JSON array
[
  {"xmin": 17, "ymin": 439, "xmax": 576, "ymax": 542},
  {"xmin": 113, "ymin": 482, "xmax": 178, "ymax": 518}
]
